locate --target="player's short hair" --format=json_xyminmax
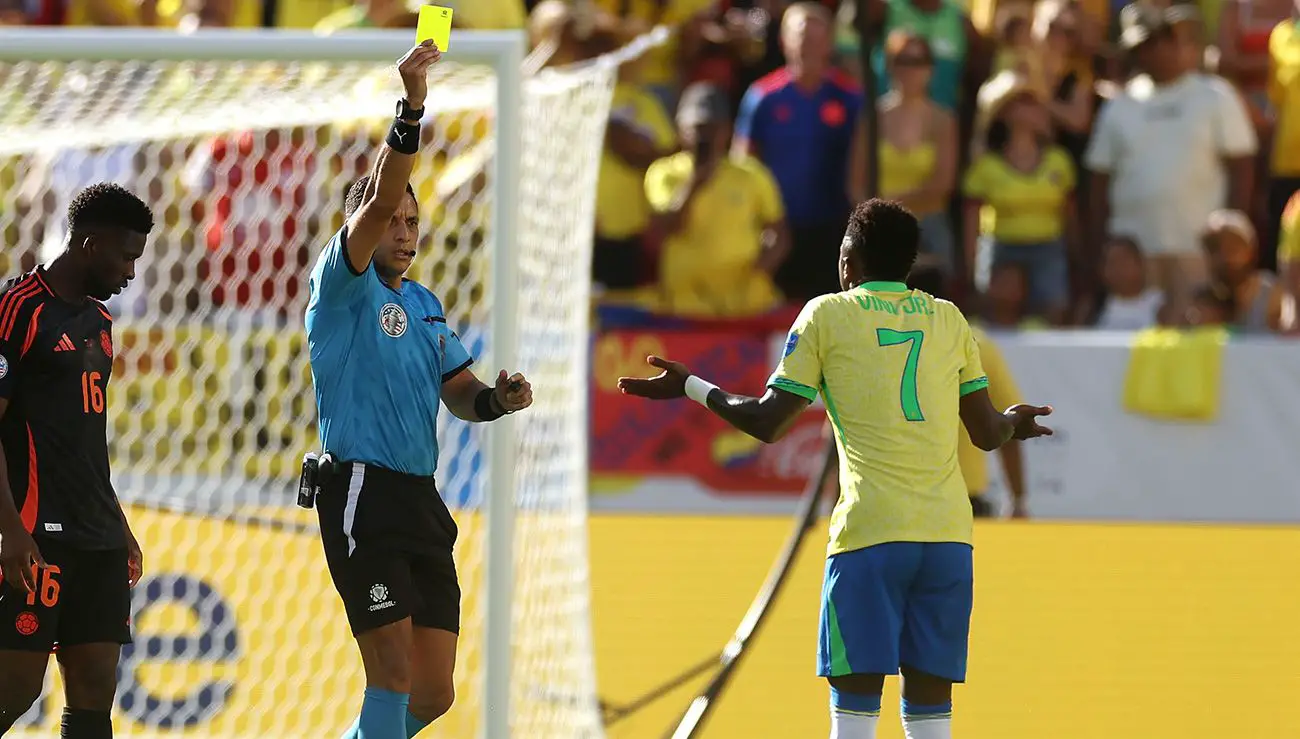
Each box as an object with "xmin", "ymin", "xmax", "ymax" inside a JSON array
[
  {"xmin": 67, "ymin": 182, "xmax": 154, "ymax": 235},
  {"xmin": 344, "ymin": 177, "xmax": 418, "ymax": 219},
  {"xmin": 843, "ymin": 199, "xmax": 920, "ymax": 282}
]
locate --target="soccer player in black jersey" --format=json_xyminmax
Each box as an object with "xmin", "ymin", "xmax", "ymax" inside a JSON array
[{"xmin": 0, "ymin": 183, "xmax": 153, "ymax": 738}]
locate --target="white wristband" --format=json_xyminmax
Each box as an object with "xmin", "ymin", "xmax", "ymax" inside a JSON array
[{"xmin": 684, "ymin": 375, "xmax": 718, "ymax": 407}]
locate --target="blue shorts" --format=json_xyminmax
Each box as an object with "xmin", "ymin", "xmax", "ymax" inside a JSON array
[
  {"xmin": 817, "ymin": 542, "xmax": 973, "ymax": 683},
  {"xmin": 992, "ymin": 239, "xmax": 1069, "ymax": 314}
]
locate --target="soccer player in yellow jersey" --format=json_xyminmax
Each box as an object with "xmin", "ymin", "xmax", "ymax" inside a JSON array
[{"xmin": 619, "ymin": 199, "xmax": 1053, "ymax": 739}]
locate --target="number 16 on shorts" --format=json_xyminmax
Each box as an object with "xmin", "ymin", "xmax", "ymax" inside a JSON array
[{"xmin": 11, "ymin": 565, "xmax": 60, "ymax": 639}]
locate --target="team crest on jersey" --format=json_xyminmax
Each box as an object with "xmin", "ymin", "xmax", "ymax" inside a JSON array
[
  {"xmin": 379, "ymin": 303, "xmax": 408, "ymax": 338},
  {"xmin": 15, "ymin": 611, "xmax": 38, "ymax": 636},
  {"xmin": 99, "ymin": 330, "xmax": 113, "ymax": 359},
  {"xmin": 0, "ymin": 354, "xmax": 7, "ymax": 380}
]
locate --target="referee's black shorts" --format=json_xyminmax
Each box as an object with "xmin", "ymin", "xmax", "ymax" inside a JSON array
[{"xmin": 317, "ymin": 461, "xmax": 461, "ymax": 636}]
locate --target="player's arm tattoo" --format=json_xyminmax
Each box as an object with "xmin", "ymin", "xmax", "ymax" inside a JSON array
[{"xmin": 704, "ymin": 387, "xmax": 811, "ymax": 444}]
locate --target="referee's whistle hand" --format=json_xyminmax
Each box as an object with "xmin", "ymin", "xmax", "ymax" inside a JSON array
[{"xmin": 495, "ymin": 370, "xmax": 533, "ymax": 412}]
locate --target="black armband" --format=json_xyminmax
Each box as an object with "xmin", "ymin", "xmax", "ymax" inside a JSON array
[
  {"xmin": 386, "ymin": 118, "xmax": 420, "ymax": 155},
  {"xmin": 475, "ymin": 388, "xmax": 506, "ymax": 422}
]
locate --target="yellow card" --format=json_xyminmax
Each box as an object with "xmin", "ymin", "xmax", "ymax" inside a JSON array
[{"xmin": 416, "ymin": 5, "xmax": 453, "ymax": 52}]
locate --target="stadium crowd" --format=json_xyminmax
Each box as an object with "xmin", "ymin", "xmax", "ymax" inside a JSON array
[{"xmin": 1, "ymin": 0, "xmax": 1298, "ymax": 336}]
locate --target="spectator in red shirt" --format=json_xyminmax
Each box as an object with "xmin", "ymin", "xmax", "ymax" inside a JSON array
[{"xmin": 733, "ymin": 1, "xmax": 862, "ymax": 301}]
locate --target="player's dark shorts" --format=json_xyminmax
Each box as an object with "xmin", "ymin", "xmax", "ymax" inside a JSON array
[
  {"xmin": 817, "ymin": 542, "xmax": 973, "ymax": 683},
  {"xmin": 0, "ymin": 537, "xmax": 132, "ymax": 652},
  {"xmin": 317, "ymin": 461, "xmax": 461, "ymax": 636}
]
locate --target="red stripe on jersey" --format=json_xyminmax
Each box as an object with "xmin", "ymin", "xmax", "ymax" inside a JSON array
[
  {"xmin": 828, "ymin": 68, "xmax": 861, "ymax": 93},
  {"xmin": 0, "ymin": 282, "xmax": 41, "ymax": 342},
  {"xmin": 754, "ymin": 68, "xmax": 793, "ymax": 95},
  {"xmin": 20, "ymin": 304, "xmax": 44, "ymax": 357},
  {"xmin": 32, "ymin": 271, "xmax": 54, "ymax": 296},
  {"xmin": 20, "ymin": 424, "xmax": 39, "ymax": 534},
  {"xmin": 94, "ymin": 303, "xmax": 113, "ymax": 321},
  {"xmin": 0, "ymin": 276, "xmax": 39, "ymax": 339}
]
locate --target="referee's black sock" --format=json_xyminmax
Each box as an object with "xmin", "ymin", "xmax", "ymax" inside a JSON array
[{"xmin": 60, "ymin": 708, "xmax": 112, "ymax": 739}]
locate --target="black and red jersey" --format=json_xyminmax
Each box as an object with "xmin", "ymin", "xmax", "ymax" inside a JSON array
[{"xmin": 0, "ymin": 269, "xmax": 124, "ymax": 551}]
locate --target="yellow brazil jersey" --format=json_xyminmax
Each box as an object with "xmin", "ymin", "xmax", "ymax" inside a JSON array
[
  {"xmin": 1280, "ymin": 192, "xmax": 1300, "ymax": 265},
  {"xmin": 1269, "ymin": 19, "xmax": 1300, "ymax": 176},
  {"xmin": 962, "ymin": 145, "xmax": 1075, "ymax": 245},
  {"xmin": 597, "ymin": 83, "xmax": 677, "ymax": 239},
  {"xmin": 644, "ymin": 152, "xmax": 785, "ymax": 317},
  {"xmin": 879, "ymin": 140, "xmax": 942, "ymax": 214},
  {"xmin": 593, "ymin": 0, "xmax": 715, "ymax": 88},
  {"xmin": 767, "ymin": 284, "xmax": 988, "ymax": 555},
  {"xmin": 957, "ymin": 326, "xmax": 1020, "ymax": 495}
]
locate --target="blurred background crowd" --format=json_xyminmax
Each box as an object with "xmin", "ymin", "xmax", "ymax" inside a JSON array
[{"xmin": 1, "ymin": 0, "xmax": 1298, "ymax": 338}]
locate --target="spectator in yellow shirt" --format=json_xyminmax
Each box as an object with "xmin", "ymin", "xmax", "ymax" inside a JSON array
[
  {"xmin": 1280, "ymin": 192, "xmax": 1300, "ymax": 311},
  {"xmin": 964, "ymin": 71, "xmax": 1076, "ymax": 324},
  {"xmin": 910, "ymin": 263, "xmax": 1028, "ymax": 517},
  {"xmin": 316, "ymin": 0, "xmax": 416, "ymax": 31},
  {"xmin": 439, "ymin": 0, "xmax": 525, "ymax": 29},
  {"xmin": 1267, "ymin": 11, "xmax": 1300, "ymax": 266},
  {"xmin": 595, "ymin": 0, "xmax": 715, "ymax": 112},
  {"xmin": 594, "ymin": 31, "xmax": 677, "ymax": 291},
  {"xmin": 642, "ymin": 82, "xmax": 790, "ymax": 317},
  {"xmin": 65, "ymin": 0, "xmax": 345, "ymax": 26}
]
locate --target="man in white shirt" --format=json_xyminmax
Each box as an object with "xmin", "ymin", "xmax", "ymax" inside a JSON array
[{"xmin": 1084, "ymin": 2, "xmax": 1256, "ymax": 315}]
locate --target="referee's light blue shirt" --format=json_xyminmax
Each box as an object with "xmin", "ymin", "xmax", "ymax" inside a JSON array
[{"xmin": 305, "ymin": 226, "xmax": 473, "ymax": 476}]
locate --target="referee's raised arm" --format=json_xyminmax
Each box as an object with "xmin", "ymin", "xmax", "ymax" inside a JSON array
[{"xmin": 341, "ymin": 40, "xmax": 441, "ymax": 275}]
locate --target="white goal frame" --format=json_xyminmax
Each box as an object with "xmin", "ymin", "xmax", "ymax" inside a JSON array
[{"xmin": 0, "ymin": 27, "xmax": 526, "ymax": 739}]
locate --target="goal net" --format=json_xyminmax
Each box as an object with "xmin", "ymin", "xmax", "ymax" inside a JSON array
[{"xmin": 0, "ymin": 28, "xmax": 616, "ymax": 739}]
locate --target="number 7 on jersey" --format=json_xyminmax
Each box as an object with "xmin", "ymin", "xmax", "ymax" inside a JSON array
[{"xmin": 877, "ymin": 328, "xmax": 925, "ymax": 422}]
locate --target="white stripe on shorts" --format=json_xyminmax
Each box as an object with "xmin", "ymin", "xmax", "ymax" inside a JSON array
[{"xmin": 342, "ymin": 464, "xmax": 365, "ymax": 556}]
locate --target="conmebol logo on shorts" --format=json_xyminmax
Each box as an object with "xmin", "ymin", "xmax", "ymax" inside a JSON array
[{"xmin": 368, "ymin": 583, "xmax": 395, "ymax": 612}]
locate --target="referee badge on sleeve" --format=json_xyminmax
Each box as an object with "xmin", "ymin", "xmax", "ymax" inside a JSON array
[{"xmin": 379, "ymin": 303, "xmax": 409, "ymax": 338}]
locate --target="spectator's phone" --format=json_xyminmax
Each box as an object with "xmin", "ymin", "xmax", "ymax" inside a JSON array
[{"xmin": 416, "ymin": 5, "xmax": 454, "ymax": 51}]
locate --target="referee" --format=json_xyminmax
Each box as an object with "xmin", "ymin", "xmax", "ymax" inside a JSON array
[{"xmin": 304, "ymin": 41, "xmax": 533, "ymax": 739}]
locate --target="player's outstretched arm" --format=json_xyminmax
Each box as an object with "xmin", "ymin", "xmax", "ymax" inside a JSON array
[
  {"xmin": 958, "ymin": 388, "xmax": 1054, "ymax": 452},
  {"xmin": 0, "ymin": 398, "xmax": 48, "ymax": 593},
  {"xmin": 343, "ymin": 40, "xmax": 441, "ymax": 273},
  {"xmin": 618, "ymin": 356, "xmax": 811, "ymax": 443},
  {"xmin": 441, "ymin": 368, "xmax": 533, "ymax": 422}
]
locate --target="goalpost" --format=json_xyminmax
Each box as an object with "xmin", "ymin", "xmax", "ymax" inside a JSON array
[{"xmin": 0, "ymin": 27, "xmax": 618, "ymax": 739}]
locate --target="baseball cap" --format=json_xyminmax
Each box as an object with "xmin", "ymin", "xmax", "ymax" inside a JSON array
[
  {"xmin": 676, "ymin": 82, "xmax": 730, "ymax": 127},
  {"xmin": 1118, "ymin": 1, "xmax": 1200, "ymax": 50}
]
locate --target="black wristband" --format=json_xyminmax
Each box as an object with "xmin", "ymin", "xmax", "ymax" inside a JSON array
[
  {"xmin": 386, "ymin": 118, "xmax": 420, "ymax": 155},
  {"xmin": 475, "ymin": 388, "xmax": 506, "ymax": 422}
]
